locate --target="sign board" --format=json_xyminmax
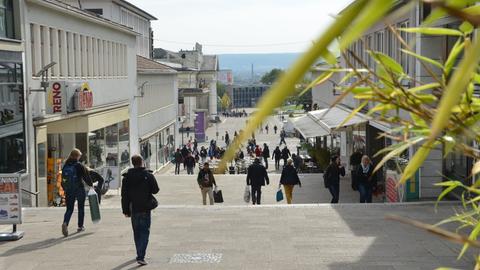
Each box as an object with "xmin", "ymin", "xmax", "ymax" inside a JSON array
[
  {"xmin": 194, "ymin": 111, "xmax": 206, "ymax": 142},
  {"xmin": 340, "ymin": 131, "xmax": 347, "ymax": 157},
  {"xmin": 46, "ymin": 81, "xmax": 67, "ymax": 115},
  {"xmin": 73, "ymin": 82, "xmax": 93, "ymax": 111},
  {"xmin": 386, "ymin": 170, "xmax": 405, "ymax": 203},
  {"xmin": 0, "ymin": 174, "xmax": 22, "ymax": 224}
]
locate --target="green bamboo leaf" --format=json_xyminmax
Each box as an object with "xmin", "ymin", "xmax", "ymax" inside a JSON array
[
  {"xmin": 429, "ymin": 34, "xmax": 480, "ymax": 141},
  {"xmin": 321, "ymin": 49, "xmax": 338, "ymax": 65},
  {"xmin": 435, "ymin": 180, "xmax": 462, "ymax": 187},
  {"xmin": 459, "ymin": 21, "xmax": 474, "ymax": 34},
  {"xmin": 443, "ymin": 135, "xmax": 456, "ymax": 157},
  {"xmin": 217, "ymin": 0, "xmax": 370, "ymax": 171},
  {"xmin": 472, "ymin": 161, "xmax": 480, "ymax": 176},
  {"xmin": 350, "ymin": 87, "xmax": 372, "ymax": 94},
  {"xmin": 400, "ymin": 49, "xmax": 444, "ymax": 70},
  {"xmin": 410, "ymin": 113, "xmax": 428, "ymax": 128},
  {"xmin": 459, "ymin": 221, "xmax": 480, "ymax": 259},
  {"xmin": 444, "ymin": 38, "xmax": 464, "ymax": 78},
  {"xmin": 373, "ymin": 137, "xmax": 424, "ymax": 174},
  {"xmin": 334, "ymin": 101, "xmax": 369, "ymax": 131},
  {"xmin": 371, "ymin": 51, "xmax": 404, "ymax": 75},
  {"xmin": 422, "ymin": 9, "xmax": 446, "ymax": 26},
  {"xmin": 399, "ymin": 141, "xmax": 437, "ymax": 184},
  {"xmin": 436, "ymin": 183, "xmax": 458, "ymax": 204},
  {"xmin": 407, "ymin": 83, "xmax": 441, "ymax": 93},
  {"xmin": 399, "ymin": 27, "xmax": 463, "ymax": 36},
  {"xmin": 463, "ymin": 4, "xmax": 480, "ymax": 15},
  {"xmin": 339, "ymin": 0, "xmax": 395, "ymax": 50},
  {"xmin": 299, "ymin": 71, "xmax": 333, "ymax": 97}
]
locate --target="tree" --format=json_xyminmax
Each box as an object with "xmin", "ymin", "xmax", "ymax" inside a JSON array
[
  {"xmin": 220, "ymin": 93, "xmax": 231, "ymax": 111},
  {"xmin": 260, "ymin": 68, "xmax": 283, "ymax": 85},
  {"xmin": 217, "ymin": 82, "xmax": 227, "ymax": 98}
]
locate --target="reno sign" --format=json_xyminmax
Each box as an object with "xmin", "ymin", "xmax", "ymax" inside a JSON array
[{"xmin": 46, "ymin": 81, "xmax": 67, "ymax": 115}]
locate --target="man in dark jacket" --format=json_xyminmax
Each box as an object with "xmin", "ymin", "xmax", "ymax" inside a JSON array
[
  {"xmin": 281, "ymin": 146, "xmax": 291, "ymax": 167},
  {"xmin": 262, "ymin": 143, "xmax": 270, "ymax": 170},
  {"xmin": 181, "ymin": 145, "xmax": 189, "ymax": 170},
  {"xmin": 197, "ymin": 162, "xmax": 217, "ymax": 205},
  {"xmin": 272, "ymin": 146, "xmax": 282, "ymax": 170},
  {"xmin": 324, "ymin": 156, "xmax": 345, "ymax": 204},
  {"xmin": 121, "ymin": 155, "xmax": 160, "ymax": 266},
  {"xmin": 225, "ymin": 131, "xmax": 230, "ymax": 146},
  {"xmin": 185, "ymin": 152, "xmax": 196, "ymax": 175},
  {"xmin": 174, "ymin": 149, "xmax": 182, "ymax": 175},
  {"xmin": 61, "ymin": 148, "xmax": 93, "ymax": 237},
  {"xmin": 246, "ymin": 158, "xmax": 270, "ymax": 205}
]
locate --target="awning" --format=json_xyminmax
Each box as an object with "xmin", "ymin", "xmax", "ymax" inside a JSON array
[
  {"xmin": 290, "ymin": 114, "xmax": 330, "ymax": 138},
  {"xmin": 309, "ymin": 106, "xmax": 368, "ymax": 130}
]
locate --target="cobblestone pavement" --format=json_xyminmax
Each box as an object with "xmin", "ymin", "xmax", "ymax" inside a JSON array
[{"xmin": 0, "ymin": 204, "xmax": 474, "ymax": 270}]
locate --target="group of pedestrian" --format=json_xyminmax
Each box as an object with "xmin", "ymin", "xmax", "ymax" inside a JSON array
[{"xmin": 323, "ymin": 154, "xmax": 376, "ymax": 204}]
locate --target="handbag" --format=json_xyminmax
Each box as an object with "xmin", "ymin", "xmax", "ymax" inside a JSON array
[
  {"xmin": 244, "ymin": 185, "xmax": 251, "ymax": 203},
  {"xmin": 146, "ymin": 195, "xmax": 158, "ymax": 210},
  {"xmin": 276, "ymin": 188, "xmax": 284, "ymax": 202},
  {"xmin": 213, "ymin": 187, "xmax": 224, "ymax": 203}
]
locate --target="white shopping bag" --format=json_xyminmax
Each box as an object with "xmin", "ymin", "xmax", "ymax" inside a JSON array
[{"xmin": 243, "ymin": 185, "xmax": 251, "ymax": 203}]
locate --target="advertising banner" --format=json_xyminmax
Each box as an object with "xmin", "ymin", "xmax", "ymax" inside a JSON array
[
  {"xmin": 45, "ymin": 81, "xmax": 67, "ymax": 115},
  {"xmin": 194, "ymin": 111, "xmax": 206, "ymax": 142},
  {"xmin": 103, "ymin": 166, "xmax": 120, "ymax": 190},
  {"xmin": 0, "ymin": 174, "xmax": 22, "ymax": 224}
]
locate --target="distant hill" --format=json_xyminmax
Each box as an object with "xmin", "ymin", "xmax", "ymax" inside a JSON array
[{"xmin": 218, "ymin": 53, "xmax": 300, "ymax": 84}]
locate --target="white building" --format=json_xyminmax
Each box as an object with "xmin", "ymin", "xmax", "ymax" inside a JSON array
[
  {"xmin": 60, "ymin": 0, "xmax": 156, "ymax": 58},
  {"xmin": 136, "ymin": 55, "xmax": 178, "ymax": 172},
  {"xmin": 23, "ymin": 0, "xmax": 137, "ymax": 206}
]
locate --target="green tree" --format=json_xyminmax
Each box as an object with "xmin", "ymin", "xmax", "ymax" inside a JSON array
[
  {"xmin": 217, "ymin": 82, "xmax": 227, "ymax": 98},
  {"xmin": 220, "ymin": 93, "xmax": 231, "ymax": 111},
  {"xmin": 260, "ymin": 68, "xmax": 284, "ymax": 85}
]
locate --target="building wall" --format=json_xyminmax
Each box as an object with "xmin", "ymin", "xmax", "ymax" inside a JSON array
[{"xmin": 136, "ymin": 73, "xmax": 177, "ymax": 139}]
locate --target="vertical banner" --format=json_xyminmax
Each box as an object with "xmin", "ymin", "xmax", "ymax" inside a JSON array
[
  {"xmin": 195, "ymin": 111, "xmax": 206, "ymax": 142},
  {"xmin": 0, "ymin": 174, "xmax": 22, "ymax": 224},
  {"xmin": 386, "ymin": 170, "xmax": 405, "ymax": 203}
]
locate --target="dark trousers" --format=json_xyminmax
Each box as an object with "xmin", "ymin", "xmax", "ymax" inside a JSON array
[
  {"xmin": 279, "ymin": 137, "xmax": 286, "ymax": 145},
  {"xmin": 358, "ymin": 184, "xmax": 373, "ymax": 203},
  {"xmin": 283, "ymin": 158, "xmax": 288, "ymax": 167},
  {"xmin": 328, "ymin": 183, "xmax": 339, "ymax": 204},
  {"xmin": 275, "ymin": 159, "xmax": 280, "ymax": 170},
  {"xmin": 175, "ymin": 162, "xmax": 180, "ymax": 174},
  {"xmin": 251, "ymin": 185, "xmax": 262, "ymax": 205},
  {"xmin": 263, "ymin": 157, "xmax": 268, "ymax": 169},
  {"xmin": 131, "ymin": 212, "xmax": 151, "ymax": 261},
  {"xmin": 187, "ymin": 166, "xmax": 194, "ymax": 175},
  {"xmin": 63, "ymin": 188, "xmax": 86, "ymax": 227}
]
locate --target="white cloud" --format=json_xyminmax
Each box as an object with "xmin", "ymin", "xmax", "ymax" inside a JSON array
[{"xmin": 129, "ymin": 0, "xmax": 353, "ymax": 54}]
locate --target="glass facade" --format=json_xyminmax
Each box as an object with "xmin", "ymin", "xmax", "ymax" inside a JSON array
[
  {"xmin": 0, "ymin": 53, "xmax": 24, "ymax": 174},
  {"xmin": 140, "ymin": 124, "xmax": 175, "ymax": 172},
  {"xmin": 0, "ymin": 0, "xmax": 14, "ymax": 39}
]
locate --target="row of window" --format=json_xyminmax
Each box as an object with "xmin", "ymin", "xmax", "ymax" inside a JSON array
[
  {"xmin": 347, "ymin": 21, "xmax": 411, "ymax": 76},
  {"xmin": 30, "ymin": 23, "xmax": 128, "ymax": 78},
  {"xmin": 120, "ymin": 7, "xmax": 150, "ymax": 58}
]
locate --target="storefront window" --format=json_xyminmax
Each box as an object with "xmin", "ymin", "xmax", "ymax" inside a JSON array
[
  {"xmin": 118, "ymin": 120, "xmax": 129, "ymax": 171},
  {"xmin": 89, "ymin": 128, "xmax": 105, "ymax": 169},
  {"xmin": 0, "ymin": 0, "xmax": 15, "ymax": 39},
  {"xmin": 0, "ymin": 59, "xmax": 24, "ymax": 174},
  {"xmin": 158, "ymin": 132, "xmax": 164, "ymax": 167}
]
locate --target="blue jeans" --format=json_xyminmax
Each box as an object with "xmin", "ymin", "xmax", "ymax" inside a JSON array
[
  {"xmin": 63, "ymin": 188, "xmax": 86, "ymax": 227},
  {"xmin": 131, "ymin": 212, "xmax": 151, "ymax": 261},
  {"xmin": 358, "ymin": 184, "xmax": 372, "ymax": 203},
  {"xmin": 328, "ymin": 183, "xmax": 339, "ymax": 204}
]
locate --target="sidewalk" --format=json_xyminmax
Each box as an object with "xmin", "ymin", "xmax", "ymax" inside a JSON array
[{"xmin": 0, "ymin": 204, "xmax": 473, "ymax": 269}]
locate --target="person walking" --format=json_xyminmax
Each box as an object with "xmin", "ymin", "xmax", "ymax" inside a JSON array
[
  {"xmin": 279, "ymin": 159, "xmax": 301, "ymax": 204},
  {"xmin": 324, "ymin": 156, "xmax": 345, "ymax": 204},
  {"xmin": 356, "ymin": 155, "xmax": 375, "ymax": 203},
  {"xmin": 281, "ymin": 146, "xmax": 291, "ymax": 167},
  {"xmin": 274, "ymin": 125, "xmax": 278, "ymax": 134},
  {"xmin": 174, "ymin": 148, "xmax": 182, "ymax": 175},
  {"xmin": 265, "ymin": 124, "xmax": 269, "ymax": 134},
  {"xmin": 193, "ymin": 138, "xmax": 198, "ymax": 152},
  {"xmin": 254, "ymin": 145, "xmax": 262, "ymax": 157},
  {"xmin": 200, "ymin": 146, "xmax": 207, "ymax": 163},
  {"xmin": 262, "ymin": 143, "xmax": 270, "ymax": 170},
  {"xmin": 61, "ymin": 148, "xmax": 93, "ymax": 237},
  {"xmin": 279, "ymin": 129, "xmax": 287, "ymax": 145},
  {"xmin": 121, "ymin": 155, "xmax": 159, "ymax": 266},
  {"xmin": 181, "ymin": 145, "xmax": 189, "ymax": 170},
  {"xmin": 197, "ymin": 162, "xmax": 217, "ymax": 205},
  {"xmin": 272, "ymin": 146, "xmax": 282, "ymax": 170},
  {"xmin": 246, "ymin": 158, "xmax": 270, "ymax": 205},
  {"xmin": 185, "ymin": 152, "xmax": 196, "ymax": 175},
  {"xmin": 225, "ymin": 131, "xmax": 230, "ymax": 146}
]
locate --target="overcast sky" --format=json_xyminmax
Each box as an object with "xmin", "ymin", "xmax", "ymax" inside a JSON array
[{"xmin": 128, "ymin": 0, "xmax": 353, "ymax": 54}]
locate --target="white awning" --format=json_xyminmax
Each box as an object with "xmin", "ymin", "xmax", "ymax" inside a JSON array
[
  {"xmin": 309, "ymin": 106, "xmax": 368, "ymax": 130},
  {"xmin": 290, "ymin": 114, "xmax": 330, "ymax": 138}
]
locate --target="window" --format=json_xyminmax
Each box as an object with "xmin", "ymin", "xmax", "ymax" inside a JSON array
[
  {"xmin": 398, "ymin": 21, "xmax": 410, "ymax": 75},
  {"xmin": 86, "ymin": 8, "xmax": 103, "ymax": 15},
  {"xmin": 0, "ymin": 0, "xmax": 14, "ymax": 39}
]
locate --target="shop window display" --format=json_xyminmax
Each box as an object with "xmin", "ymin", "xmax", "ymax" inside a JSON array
[{"xmin": 118, "ymin": 120, "xmax": 129, "ymax": 171}]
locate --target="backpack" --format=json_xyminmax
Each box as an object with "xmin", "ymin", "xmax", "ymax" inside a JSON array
[{"xmin": 62, "ymin": 163, "xmax": 81, "ymax": 192}]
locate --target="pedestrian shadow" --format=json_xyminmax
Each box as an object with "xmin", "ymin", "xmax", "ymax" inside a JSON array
[
  {"xmin": 110, "ymin": 259, "xmax": 141, "ymax": 270},
  {"xmin": 1, "ymin": 232, "xmax": 93, "ymax": 257}
]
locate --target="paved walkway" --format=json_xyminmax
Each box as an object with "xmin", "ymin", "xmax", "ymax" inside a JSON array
[{"xmin": 0, "ymin": 204, "xmax": 474, "ymax": 269}]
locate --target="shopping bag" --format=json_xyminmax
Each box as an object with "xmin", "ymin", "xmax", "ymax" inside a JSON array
[
  {"xmin": 276, "ymin": 189, "xmax": 284, "ymax": 202},
  {"xmin": 214, "ymin": 187, "xmax": 224, "ymax": 203},
  {"xmin": 244, "ymin": 186, "xmax": 251, "ymax": 203},
  {"xmin": 88, "ymin": 188, "xmax": 101, "ymax": 223}
]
